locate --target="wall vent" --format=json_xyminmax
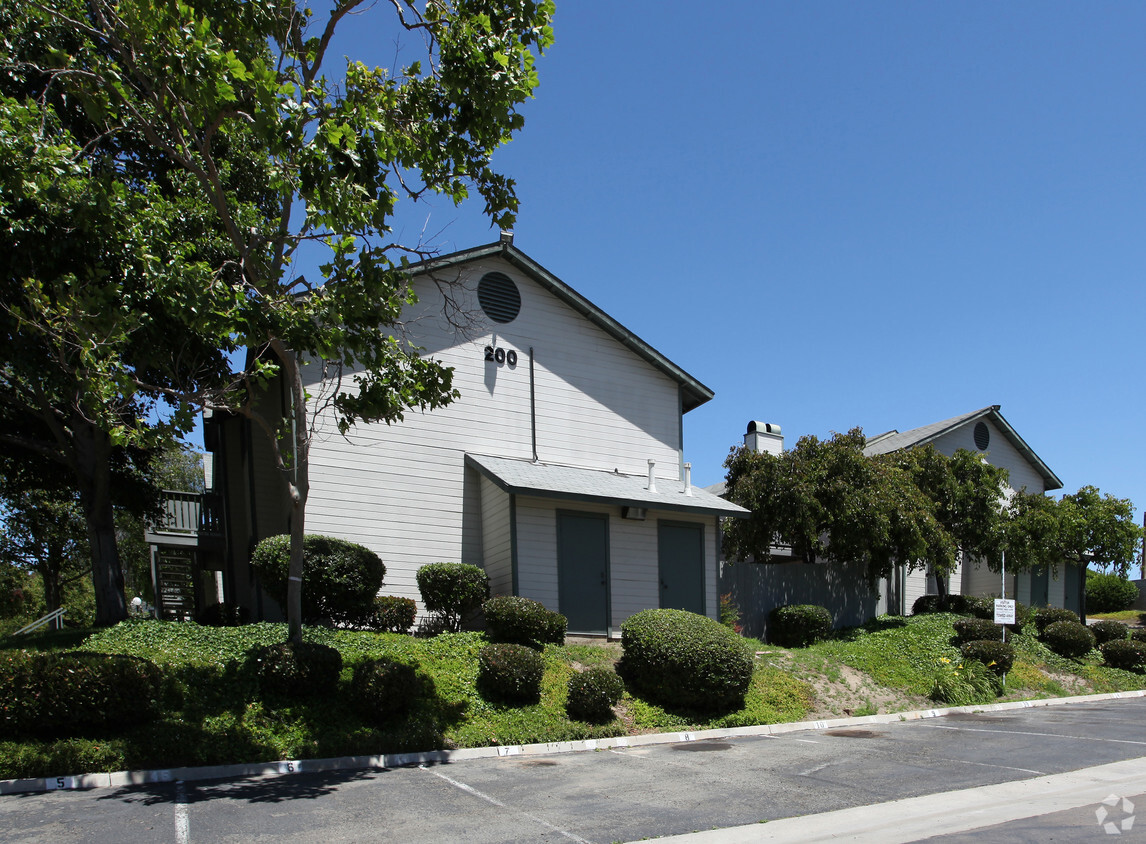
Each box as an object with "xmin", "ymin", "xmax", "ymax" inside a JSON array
[{"xmin": 478, "ymin": 271, "xmax": 521, "ymax": 324}]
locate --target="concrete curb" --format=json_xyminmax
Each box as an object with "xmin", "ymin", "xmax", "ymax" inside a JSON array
[{"xmin": 4, "ymin": 689, "xmax": 1145, "ymax": 796}]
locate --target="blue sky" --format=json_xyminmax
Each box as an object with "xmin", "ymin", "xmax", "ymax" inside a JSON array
[{"xmin": 317, "ymin": 2, "xmax": 1144, "ymax": 516}]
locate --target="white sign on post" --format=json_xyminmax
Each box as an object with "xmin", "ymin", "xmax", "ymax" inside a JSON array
[{"xmin": 994, "ymin": 598, "xmax": 1016, "ymax": 625}]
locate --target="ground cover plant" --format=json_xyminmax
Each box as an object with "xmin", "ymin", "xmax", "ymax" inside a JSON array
[
  {"xmin": 0, "ymin": 619, "xmax": 801, "ymax": 779},
  {"xmin": 4, "ymin": 607, "xmax": 1146, "ymax": 781}
]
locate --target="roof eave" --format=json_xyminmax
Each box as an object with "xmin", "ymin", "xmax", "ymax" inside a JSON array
[{"xmin": 410, "ymin": 242, "xmax": 715, "ymax": 413}]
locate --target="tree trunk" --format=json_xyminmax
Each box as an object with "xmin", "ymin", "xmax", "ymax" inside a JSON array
[
  {"xmin": 282, "ymin": 352, "xmax": 309, "ymax": 646},
  {"xmin": 73, "ymin": 418, "xmax": 126, "ymax": 626},
  {"xmin": 39, "ymin": 538, "xmax": 64, "ymax": 614},
  {"xmin": 933, "ymin": 566, "xmax": 948, "ymax": 602}
]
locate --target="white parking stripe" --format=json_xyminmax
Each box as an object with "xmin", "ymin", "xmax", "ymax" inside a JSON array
[
  {"xmin": 174, "ymin": 780, "xmax": 190, "ymax": 844},
  {"xmin": 421, "ymin": 765, "xmax": 593, "ymax": 844},
  {"xmin": 919, "ymin": 723, "xmax": 1146, "ymax": 746}
]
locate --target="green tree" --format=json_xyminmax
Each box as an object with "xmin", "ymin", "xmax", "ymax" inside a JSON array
[
  {"xmin": 1006, "ymin": 486, "xmax": 1140, "ymax": 620},
  {"xmin": 0, "ymin": 1, "xmax": 251, "ymax": 624},
  {"xmin": 0, "ymin": 490, "xmax": 90, "ymax": 616},
  {"xmin": 3, "ymin": 1, "xmax": 553, "ymax": 640},
  {"xmin": 722, "ymin": 429, "xmax": 956, "ymax": 582},
  {"xmin": 888, "ymin": 446, "xmax": 1011, "ymax": 597}
]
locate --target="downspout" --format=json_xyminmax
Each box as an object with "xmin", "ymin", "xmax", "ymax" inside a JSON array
[{"xmin": 529, "ymin": 347, "xmax": 538, "ymax": 462}]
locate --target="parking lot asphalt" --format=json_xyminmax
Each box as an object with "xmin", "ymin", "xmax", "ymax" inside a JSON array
[{"xmin": 4, "ymin": 695, "xmax": 1146, "ymax": 842}]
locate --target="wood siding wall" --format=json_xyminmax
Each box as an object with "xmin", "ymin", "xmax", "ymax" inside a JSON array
[
  {"xmin": 514, "ymin": 496, "xmax": 716, "ymax": 633},
  {"xmin": 299, "ymin": 255, "xmax": 688, "ymax": 612},
  {"xmin": 480, "ymin": 477, "xmax": 513, "ymax": 597},
  {"xmin": 931, "ymin": 421, "xmax": 1050, "ymax": 494}
]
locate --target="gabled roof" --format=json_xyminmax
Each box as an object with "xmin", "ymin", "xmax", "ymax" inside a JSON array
[
  {"xmin": 862, "ymin": 405, "xmax": 1063, "ymax": 492},
  {"xmin": 466, "ymin": 453, "xmax": 749, "ymax": 517},
  {"xmin": 410, "ymin": 241, "xmax": 715, "ymax": 412}
]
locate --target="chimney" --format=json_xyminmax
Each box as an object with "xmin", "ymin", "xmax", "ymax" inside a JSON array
[
  {"xmin": 683, "ymin": 462, "xmax": 693, "ymax": 496},
  {"xmin": 745, "ymin": 421, "xmax": 784, "ymax": 455}
]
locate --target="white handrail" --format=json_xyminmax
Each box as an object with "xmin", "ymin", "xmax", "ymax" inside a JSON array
[{"xmin": 13, "ymin": 607, "xmax": 67, "ymax": 636}]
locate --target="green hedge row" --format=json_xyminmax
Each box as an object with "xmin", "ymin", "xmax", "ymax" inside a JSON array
[{"xmin": 0, "ymin": 650, "xmax": 161, "ymax": 737}]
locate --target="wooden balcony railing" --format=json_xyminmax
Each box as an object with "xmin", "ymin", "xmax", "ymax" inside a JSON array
[{"xmin": 150, "ymin": 491, "xmax": 223, "ymax": 538}]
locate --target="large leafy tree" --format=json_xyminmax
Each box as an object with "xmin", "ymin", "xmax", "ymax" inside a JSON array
[
  {"xmin": 722, "ymin": 429, "xmax": 957, "ymax": 582},
  {"xmin": 887, "ymin": 445, "xmax": 1011, "ymax": 597},
  {"xmin": 0, "ymin": 489, "xmax": 90, "ymax": 616},
  {"xmin": 0, "ymin": 2, "xmax": 255, "ymax": 623},
  {"xmin": 2, "ymin": 1, "xmax": 553, "ymax": 639},
  {"xmin": 1006, "ymin": 486, "xmax": 1140, "ymax": 619}
]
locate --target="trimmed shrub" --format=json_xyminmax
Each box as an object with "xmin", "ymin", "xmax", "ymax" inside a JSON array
[
  {"xmin": 1090, "ymin": 619, "xmax": 1130, "ymax": 646},
  {"xmin": 196, "ymin": 602, "xmax": 250, "ymax": 627},
  {"xmin": 249, "ymin": 641, "xmax": 343, "ymax": 698},
  {"xmin": 250, "ymin": 534, "xmax": 385, "ymax": 624},
  {"xmin": 1100, "ymin": 639, "xmax": 1146, "ymax": 672},
  {"xmin": 476, "ymin": 643, "xmax": 544, "ymax": 704},
  {"xmin": 768, "ymin": 604, "xmax": 832, "ymax": 648},
  {"xmin": 0, "ymin": 650, "xmax": 161, "ymax": 737},
  {"xmin": 1034, "ymin": 607, "xmax": 1080, "ymax": 636},
  {"xmin": 952, "ymin": 617, "xmax": 1003, "ymax": 645},
  {"xmin": 483, "ymin": 596, "xmax": 567, "ymax": 648},
  {"xmin": 367, "ymin": 596, "xmax": 417, "ymax": 634},
  {"xmin": 960, "ymin": 640, "xmax": 1015, "ymax": 675},
  {"xmin": 618, "ymin": 608, "xmax": 754, "ymax": 712},
  {"xmin": 350, "ymin": 658, "xmax": 420, "ymax": 722},
  {"xmin": 964, "ymin": 596, "xmax": 995, "ymax": 620},
  {"xmin": 416, "ymin": 563, "xmax": 489, "ymax": 632},
  {"xmin": 1131, "ymin": 628, "xmax": 1146, "ymax": 644},
  {"xmin": 565, "ymin": 667, "xmax": 625, "ymax": 723},
  {"xmin": 1086, "ymin": 572, "xmax": 1140, "ymax": 614},
  {"xmin": 912, "ymin": 594, "xmax": 975, "ymax": 616},
  {"xmin": 1041, "ymin": 620, "xmax": 1096, "ymax": 659}
]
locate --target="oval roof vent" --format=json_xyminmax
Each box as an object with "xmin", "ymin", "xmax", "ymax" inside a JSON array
[
  {"xmin": 477, "ymin": 271, "xmax": 521, "ymax": 324},
  {"xmin": 973, "ymin": 421, "xmax": 990, "ymax": 451}
]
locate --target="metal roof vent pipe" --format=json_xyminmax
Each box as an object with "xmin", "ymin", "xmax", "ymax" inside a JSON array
[
  {"xmin": 647, "ymin": 459, "xmax": 656, "ymax": 493},
  {"xmin": 745, "ymin": 421, "xmax": 784, "ymax": 455},
  {"xmin": 683, "ymin": 462, "xmax": 693, "ymax": 496}
]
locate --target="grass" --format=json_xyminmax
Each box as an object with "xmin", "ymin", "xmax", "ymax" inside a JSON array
[
  {"xmin": 0, "ymin": 621, "xmax": 812, "ymax": 780},
  {"xmin": 1086, "ymin": 610, "xmax": 1146, "ymax": 623},
  {"xmin": 2, "ymin": 611, "xmax": 1145, "ymax": 781}
]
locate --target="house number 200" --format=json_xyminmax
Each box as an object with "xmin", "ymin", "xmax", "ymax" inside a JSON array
[{"xmin": 484, "ymin": 346, "xmax": 518, "ymax": 366}]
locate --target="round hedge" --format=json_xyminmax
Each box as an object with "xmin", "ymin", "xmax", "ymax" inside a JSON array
[
  {"xmin": 416, "ymin": 562, "xmax": 489, "ymax": 632},
  {"xmin": 477, "ymin": 643, "xmax": 544, "ymax": 704},
  {"xmin": 959, "ymin": 640, "xmax": 1015, "ymax": 675},
  {"xmin": 1090, "ymin": 619, "xmax": 1129, "ymax": 646},
  {"xmin": 251, "ymin": 534, "xmax": 385, "ymax": 624},
  {"xmin": 350, "ymin": 657, "xmax": 420, "ymax": 722},
  {"xmin": 0, "ymin": 650, "xmax": 161, "ymax": 737},
  {"xmin": 483, "ymin": 596, "xmax": 567, "ymax": 648},
  {"xmin": 565, "ymin": 666, "xmax": 625, "ymax": 722},
  {"xmin": 618, "ymin": 609, "xmax": 753, "ymax": 712},
  {"xmin": 249, "ymin": 641, "xmax": 343, "ymax": 698},
  {"xmin": 1100, "ymin": 639, "xmax": 1146, "ymax": 672},
  {"xmin": 1041, "ymin": 620, "xmax": 1096, "ymax": 659},
  {"xmin": 768, "ymin": 604, "xmax": 832, "ymax": 648},
  {"xmin": 368, "ymin": 596, "xmax": 417, "ymax": 634},
  {"xmin": 1086, "ymin": 572, "xmax": 1140, "ymax": 614},
  {"xmin": 1034, "ymin": 607, "xmax": 1080, "ymax": 636},
  {"xmin": 1131, "ymin": 628, "xmax": 1146, "ymax": 644},
  {"xmin": 952, "ymin": 617, "xmax": 1003, "ymax": 645}
]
